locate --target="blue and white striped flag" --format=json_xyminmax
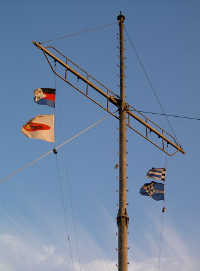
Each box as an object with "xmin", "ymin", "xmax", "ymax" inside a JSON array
[{"xmin": 146, "ymin": 168, "xmax": 166, "ymax": 181}]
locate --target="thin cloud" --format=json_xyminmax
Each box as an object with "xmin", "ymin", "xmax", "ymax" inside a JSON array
[{"xmin": 0, "ymin": 219, "xmax": 198, "ymax": 271}]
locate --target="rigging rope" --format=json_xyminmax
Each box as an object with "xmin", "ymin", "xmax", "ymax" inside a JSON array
[
  {"xmin": 124, "ymin": 26, "xmax": 178, "ymax": 143},
  {"xmin": 157, "ymin": 155, "xmax": 168, "ymax": 271},
  {"xmin": 158, "ymin": 208, "xmax": 165, "ymax": 271},
  {"xmin": 56, "ymin": 147, "xmax": 112, "ymax": 271},
  {"xmin": 133, "ymin": 110, "xmax": 200, "ymax": 121},
  {"xmin": 53, "ymin": 71, "xmax": 75, "ymax": 266},
  {"xmin": 125, "ymin": 26, "xmax": 172, "ymax": 271},
  {"xmin": 55, "ymin": 155, "xmax": 75, "ymax": 268},
  {"xmin": 0, "ymin": 116, "xmax": 108, "ymax": 184},
  {"xmin": 65, "ymin": 163, "xmax": 83, "ymax": 271},
  {"xmin": 41, "ymin": 22, "xmax": 115, "ymax": 45},
  {"xmin": 53, "ymin": 60, "xmax": 57, "ymax": 147}
]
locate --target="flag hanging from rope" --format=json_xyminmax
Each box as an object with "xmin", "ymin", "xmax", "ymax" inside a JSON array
[
  {"xmin": 146, "ymin": 168, "xmax": 166, "ymax": 181},
  {"xmin": 139, "ymin": 181, "xmax": 164, "ymax": 201},
  {"xmin": 21, "ymin": 114, "xmax": 54, "ymax": 142},
  {"xmin": 34, "ymin": 88, "xmax": 56, "ymax": 107}
]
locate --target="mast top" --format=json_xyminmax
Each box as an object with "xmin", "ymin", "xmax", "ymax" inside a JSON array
[{"xmin": 117, "ymin": 12, "xmax": 125, "ymax": 23}]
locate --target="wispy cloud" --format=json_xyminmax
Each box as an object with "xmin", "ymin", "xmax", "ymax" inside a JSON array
[
  {"xmin": 0, "ymin": 219, "xmax": 198, "ymax": 271},
  {"xmin": 129, "ymin": 219, "xmax": 199, "ymax": 271},
  {"xmin": 0, "ymin": 234, "xmax": 69, "ymax": 271}
]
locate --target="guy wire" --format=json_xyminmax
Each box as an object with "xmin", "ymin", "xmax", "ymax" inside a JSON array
[
  {"xmin": 0, "ymin": 116, "xmax": 108, "ymax": 184},
  {"xmin": 124, "ymin": 26, "xmax": 178, "ymax": 143},
  {"xmin": 41, "ymin": 22, "xmax": 116, "ymax": 45}
]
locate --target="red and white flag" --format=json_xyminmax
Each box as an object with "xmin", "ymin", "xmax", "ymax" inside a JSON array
[{"xmin": 21, "ymin": 114, "xmax": 54, "ymax": 142}]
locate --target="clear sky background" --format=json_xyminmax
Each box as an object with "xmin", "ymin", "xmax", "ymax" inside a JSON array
[{"xmin": 0, "ymin": 1, "xmax": 199, "ymax": 270}]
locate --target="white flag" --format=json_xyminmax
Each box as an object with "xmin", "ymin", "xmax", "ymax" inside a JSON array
[{"xmin": 21, "ymin": 114, "xmax": 54, "ymax": 142}]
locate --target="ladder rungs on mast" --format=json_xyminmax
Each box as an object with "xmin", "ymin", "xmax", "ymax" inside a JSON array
[{"xmin": 33, "ymin": 41, "xmax": 185, "ymax": 156}]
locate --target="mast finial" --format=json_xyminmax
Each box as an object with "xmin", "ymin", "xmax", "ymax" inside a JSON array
[{"xmin": 117, "ymin": 11, "xmax": 125, "ymax": 22}]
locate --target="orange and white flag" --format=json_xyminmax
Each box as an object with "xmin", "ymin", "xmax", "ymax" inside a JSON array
[{"xmin": 21, "ymin": 114, "xmax": 54, "ymax": 142}]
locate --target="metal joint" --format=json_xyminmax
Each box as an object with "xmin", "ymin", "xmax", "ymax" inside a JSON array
[
  {"xmin": 117, "ymin": 209, "xmax": 129, "ymax": 227},
  {"xmin": 117, "ymin": 215, "xmax": 129, "ymax": 227}
]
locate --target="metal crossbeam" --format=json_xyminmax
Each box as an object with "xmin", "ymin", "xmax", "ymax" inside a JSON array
[{"xmin": 33, "ymin": 41, "xmax": 185, "ymax": 156}]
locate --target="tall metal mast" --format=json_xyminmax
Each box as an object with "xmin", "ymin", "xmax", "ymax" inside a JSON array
[
  {"xmin": 117, "ymin": 12, "xmax": 129, "ymax": 271},
  {"xmin": 33, "ymin": 12, "xmax": 185, "ymax": 271}
]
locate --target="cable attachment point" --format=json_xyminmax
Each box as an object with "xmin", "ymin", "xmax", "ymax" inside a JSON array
[
  {"xmin": 162, "ymin": 206, "xmax": 166, "ymax": 213},
  {"xmin": 53, "ymin": 148, "xmax": 58, "ymax": 154},
  {"xmin": 114, "ymin": 163, "xmax": 119, "ymax": 169}
]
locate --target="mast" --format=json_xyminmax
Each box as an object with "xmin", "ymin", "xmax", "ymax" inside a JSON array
[
  {"xmin": 33, "ymin": 12, "xmax": 185, "ymax": 271},
  {"xmin": 117, "ymin": 12, "xmax": 129, "ymax": 271}
]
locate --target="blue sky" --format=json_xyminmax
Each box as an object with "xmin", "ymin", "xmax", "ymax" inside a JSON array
[{"xmin": 0, "ymin": 1, "xmax": 199, "ymax": 270}]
